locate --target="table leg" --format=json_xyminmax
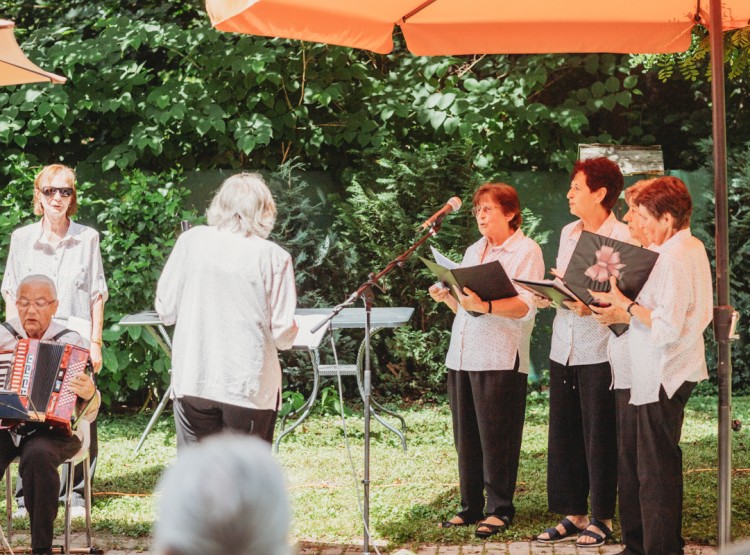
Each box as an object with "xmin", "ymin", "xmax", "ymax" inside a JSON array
[
  {"xmin": 354, "ymin": 329, "xmax": 407, "ymax": 452},
  {"xmin": 133, "ymin": 384, "xmax": 173, "ymax": 455},
  {"xmin": 274, "ymin": 349, "xmax": 320, "ymax": 453}
]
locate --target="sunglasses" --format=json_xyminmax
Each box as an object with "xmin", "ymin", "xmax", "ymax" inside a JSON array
[{"xmin": 40, "ymin": 187, "xmax": 75, "ymax": 198}]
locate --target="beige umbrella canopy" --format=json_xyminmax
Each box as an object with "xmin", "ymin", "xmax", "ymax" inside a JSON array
[{"xmin": 0, "ymin": 19, "xmax": 66, "ymax": 86}]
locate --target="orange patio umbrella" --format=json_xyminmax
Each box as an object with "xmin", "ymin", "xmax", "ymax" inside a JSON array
[
  {"xmin": 206, "ymin": 0, "xmax": 749, "ymax": 55},
  {"xmin": 0, "ymin": 19, "xmax": 66, "ymax": 86},
  {"xmin": 206, "ymin": 0, "xmax": 750, "ymax": 549}
]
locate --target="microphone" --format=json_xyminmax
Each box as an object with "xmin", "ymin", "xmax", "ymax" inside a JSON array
[
  {"xmin": 180, "ymin": 220, "xmax": 192, "ymax": 233},
  {"xmin": 421, "ymin": 197, "xmax": 462, "ymax": 230}
]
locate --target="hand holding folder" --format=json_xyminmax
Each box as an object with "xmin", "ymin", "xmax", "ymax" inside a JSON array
[
  {"xmin": 562, "ymin": 231, "xmax": 659, "ymax": 335},
  {"xmin": 512, "ymin": 277, "xmax": 580, "ymax": 309},
  {"xmin": 420, "ymin": 250, "xmax": 517, "ymax": 317}
]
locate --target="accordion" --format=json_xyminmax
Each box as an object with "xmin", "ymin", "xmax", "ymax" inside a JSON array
[{"xmin": 0, "ymin": 339, "xmax": 91, "ymax": 434}]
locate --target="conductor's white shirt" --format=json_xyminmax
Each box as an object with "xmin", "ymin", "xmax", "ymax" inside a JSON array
[{"xmin": 156, "ymin": 226, "xmax": 298, "ymax": 411}]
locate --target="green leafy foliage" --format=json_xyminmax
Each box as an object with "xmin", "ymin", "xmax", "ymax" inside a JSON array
[
  {"xmin": 1, "ymin": 1, "xmax": 711, "ymax": 175},
  {"xmin": 631, "ymin": 26, "xmax": 750, "ymax": 82},
  {"xmin": 87, "ymin": 169, "xmax": 194, "ymax": 405}
]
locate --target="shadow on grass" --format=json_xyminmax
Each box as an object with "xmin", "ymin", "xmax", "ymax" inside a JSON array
[
  {"xmin": 95, "ymin": 463, "xmax": 167, "ymax": 495},
  {"xmin": 374, "ymin": 483, "xmax": 564, "ymax": 546}
]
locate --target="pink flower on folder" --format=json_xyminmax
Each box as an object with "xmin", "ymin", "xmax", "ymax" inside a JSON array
[{"xmin": 585, "ymin": 245, "xmax": 625, "ymax": 283}]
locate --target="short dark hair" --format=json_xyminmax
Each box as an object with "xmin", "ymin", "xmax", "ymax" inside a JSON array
[
  {"xmin": 472, "ymin": 183, "xmax": 522, "ymax": 230},
  {"xmin": 571, "ymin": 157, "xmax": 624, "ymax": 211},
  {"xmin": 634, "ymin": 176, "xmax": 692, "ymax": 231}
]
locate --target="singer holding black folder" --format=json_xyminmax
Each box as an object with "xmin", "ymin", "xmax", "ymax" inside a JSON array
[
  {"xmin": 429, "ymin": 183, "xmax": 543, "ymax": 539},
  {"xmin": 589, "ymin": 177, "xmax": 712, "ymax": 555},
  {"xmin": 536, "ymin": 157, "xmax": 628, "ymax": 548}
]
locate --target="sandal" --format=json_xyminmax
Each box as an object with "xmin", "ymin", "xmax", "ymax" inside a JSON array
[
  {"xmin": 575, "ymin": 517, "xmax": 613, "ymax": 548},
  {"xmin": 536, "ymin": 517, "xmax": 585, "ymax": 543},
  {"xmin": 439, "ymin": 515, "xmax": 479, "ymax": 529},
  {"xmin": 475, "ymin": 516, "xmax": 510, "ymax": 539}
]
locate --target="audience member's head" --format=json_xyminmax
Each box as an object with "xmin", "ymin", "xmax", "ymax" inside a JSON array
[{"xmin": 153, "ymin": 434, "xmax": 291, "ymax": 555}]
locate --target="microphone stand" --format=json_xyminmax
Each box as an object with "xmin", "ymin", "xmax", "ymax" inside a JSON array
[{"xmin": 310, "ymin": 218, "xmax": 447, "ymax": 555}]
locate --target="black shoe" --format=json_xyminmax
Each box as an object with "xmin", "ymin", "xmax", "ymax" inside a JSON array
[{"xmin": 475, "ymin": 516, "xmax": 510, "ymax": 539}]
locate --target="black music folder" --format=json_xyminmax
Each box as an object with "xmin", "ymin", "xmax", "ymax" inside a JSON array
[
  {"xmin": 420, "ymin": 256, "xmax": 518, "ymax": 317},
  {"xmin": 513, "ymin": 278, "xmax": 580, "ymax": 309},
  {"xmin": 563, "ymin": 230, "xmax": 659, "ymax": 336},
  {"xmin": 0, "ymin": 391, "xmax": 30, "ymax": 421}
]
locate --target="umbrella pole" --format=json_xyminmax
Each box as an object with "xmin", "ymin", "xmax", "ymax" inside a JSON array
[{"xmin": 708, "ymin": 0, "xmax": 733, "ymax": 546}]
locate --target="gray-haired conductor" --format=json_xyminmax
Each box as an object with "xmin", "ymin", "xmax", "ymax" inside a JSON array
[{"xmin": 155, "ymin": 173, "xmax": 298, "ymax": 448}]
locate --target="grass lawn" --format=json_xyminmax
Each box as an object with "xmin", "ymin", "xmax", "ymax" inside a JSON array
[{"xmin": 2, "ymin": 392, "xmax": 749, "ymax": 550}]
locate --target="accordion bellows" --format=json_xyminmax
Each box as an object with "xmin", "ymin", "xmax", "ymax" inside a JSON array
[{"xmin": 3, "ymin": 339, "xmax": 90, "ymax": 434}]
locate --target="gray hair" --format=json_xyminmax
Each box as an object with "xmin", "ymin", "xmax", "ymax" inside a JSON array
[
  {"xmin": 17, "ymin": 275, "xmax": 57, "ymax": 299},
  {"xmin": 206, "ymin": 173, "xmax": 277, "ymax": 238},
  {"xmin": 152, "ymin": 434, "xmax": 291, "ymax": 555}
]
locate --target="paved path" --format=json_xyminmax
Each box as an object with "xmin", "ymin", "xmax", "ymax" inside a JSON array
[
  {"xmin": 80, "ymin": 536, "xmax": 721, "ymax": 555},
  {"xmin": 4, "ymin": 531, "xmax": 723, "ymax": 554}
]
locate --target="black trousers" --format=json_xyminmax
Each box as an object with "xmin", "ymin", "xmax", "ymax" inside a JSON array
[
  {"xmin": 447, "ymin": 365, "xmax": 527, "ymax": 522},
  {"xmin": 173, "ymin": 395, "xmax": 277, "ymax": 449},
  {"xmin": 616, "ymin": 382, "xmax": 695, "ymax": 555},
  {"xmin": 0, "ymin": 430, "xmax": 82, "ymax": 550},
  {"xmin": 17, "ymin": 421, "xmax": 98, "ymax": 508},
  {"xmin": 547, "ymin": 360, "xmax": 617, "ymax": 518}
]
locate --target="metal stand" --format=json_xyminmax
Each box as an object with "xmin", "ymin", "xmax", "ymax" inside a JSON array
[
  {"xmin": 118, "ymin": 312, "xmax": 174, "ymax": 455},
  {"xmin": 310, "ymin": 221, "xmax": 443, "ymax": 555},
  {"xmin": 275, "ymin": 310, "xmax": 413, "ymax": 453}
]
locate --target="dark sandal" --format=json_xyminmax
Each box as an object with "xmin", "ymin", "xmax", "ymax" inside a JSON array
[
  {"xmin": 475, "ymin": 516, "xmax": 510, "ymax": 539},
  {"xmin": 575, "ymin": 517, "xmax": 613, "ymax": 548},
  {"xmin": 439, "ymin": 515, "xmax": 478, "ymax": 529},
  {"xmin": 536, "ymin": 517, "xmax": 585, "ymax": 543}
]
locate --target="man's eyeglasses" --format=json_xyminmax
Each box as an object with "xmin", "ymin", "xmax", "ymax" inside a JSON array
[
  {"xmin": 16, "ymin": 299, "xmax": 57, "ymax": 309},
  {"xmin": 471, "ymin": 205, "xmax": 498, "ymax": 216},
  {"xmin": 40, "ymin": 187, "xmax": 74, "ymax": 198}
]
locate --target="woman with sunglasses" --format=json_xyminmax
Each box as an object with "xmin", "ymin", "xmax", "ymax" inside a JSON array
[{"xmin": 1, "ymin": 163, "xmax": 107, "ymax": 516}]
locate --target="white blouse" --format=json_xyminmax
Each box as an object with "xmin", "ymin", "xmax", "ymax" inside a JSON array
[
  {"xmin": 608, "ymin": 242, "xmax": 656, "ymax": 391},
  {"xmin": 627, "ymin": 229, "xmax": 713, "ymax": 406},
  {"xmin": 2, "ymin": 220, "xmax": 109, "ymax": 323},
  {"xmin": 445, "ymin": 229, "xmax": 544, "ymax": 373},
  {"xmin": 156, "ymin": 226, "xmax": 298, "ymax": 411},
  {"xmin": 549, "ymin": 212, "xmax": 631, "ymax": 367}
]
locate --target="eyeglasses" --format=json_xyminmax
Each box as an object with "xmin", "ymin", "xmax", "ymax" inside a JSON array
[
  {"xmin": 16, "ymin": 299, "xmax": 57, "ymax": 309},
  {"xmin": 40, "ymin": 187, "xmax": 75, "ymax": 198},
  {"xmin": 471, "ymin": 205, "xmax": 498, "ymax": 216}
]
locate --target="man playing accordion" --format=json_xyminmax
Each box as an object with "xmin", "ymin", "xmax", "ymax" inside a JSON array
[{"xmin": 0, "ymin": 274, "xmax": 99, "ymax": 555}]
